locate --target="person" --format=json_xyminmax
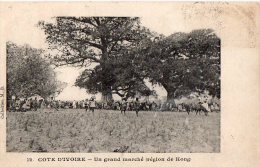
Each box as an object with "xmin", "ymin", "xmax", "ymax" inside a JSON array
[
  {"xmin": 50, "ymin": 98, "xmax": 59, "ymax": 111},
  {"xmin": 72, "ymin": 100, "xmax": 76, "ymax": 109},
  {"xmin": 81, "ymin": 100, "xmax": 85, "ymax": 109},
  {"xmin": 198, "ymin": 93, "xmax": 210, "ymax": 115},
  {"xmin": 145, "ymin": 101, "xmax": 150, "ymax": 111},
  {"xmin": 89, "ymin": 98, "xmax": 96, "ymax": 114},
  {"xmin": 10, "ymin": 95, "xmax": 16, "ymax": 111},
  {"xmin": 21, "ymin": 98, "xmax": 31, "ymax": 112},
  {"xmin": 121, "ymin": 98, "xmax": 127, "ymax": 115},
  {"xmin": 57, "ymin": 100, "xmax": 61, "ymax": 109},
  {"xmin": 39, "ymin": 99, "xmax": 44, "ymax": 109},
  {"xmin": 85, "ymin": 99, "xmax": 89, "ymax": 111},
  {"xmin": 200, "ymin": 95, "xmax": 210, "ymax": 111},
  {"xmin": 33, "ymin": 97, "xmax": 38, "ymax": 111},
  {"xmin": 151, "ymin": 101, "xmax": 157, "ymax": 111},
  {"xmin": 134, "ymin": 98, "xmax": 140, "ymax": 117},
  {"xmin": 15, "ymin": 98, "xmax": 21, "ymax": 112}
]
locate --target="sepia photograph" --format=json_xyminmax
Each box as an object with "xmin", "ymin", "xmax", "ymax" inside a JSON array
[
  {"xmin": 0, "ymin": 1, "xmax": 260, "ymax": 167},
  {"xmin": 5, "ymin": 16, "xmax": 221, "ymax": 153}
]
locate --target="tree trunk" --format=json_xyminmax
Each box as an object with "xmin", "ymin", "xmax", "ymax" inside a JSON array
[
  {"xmin": 100, "ymin": 41, "xmax": 114, "ymax": 102},
  {"xmin": 101, "ymin": 93, "xmax": 112, "ymax": 102},
  {"xmin": 166, "ymin": 90, "xmax": 177, "ymax": 108},
  {"xmin": 101, "ymin": 86, "xmax": 113, "ymax": 102},
  {"xmin": 161, "ymin": 82, "xmax": 176, "ymax": 102},
  {"xmin": 167, "ymin": 91, "xmax": 175, "ymax": 101}
]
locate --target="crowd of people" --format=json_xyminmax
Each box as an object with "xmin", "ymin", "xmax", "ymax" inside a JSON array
[{"xmin": 8, "ymin": 93, "xmax": 220, "ymax": 116}]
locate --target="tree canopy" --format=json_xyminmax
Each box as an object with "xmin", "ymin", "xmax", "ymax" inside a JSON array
[
  {"xmin": 75, "ymin": 51, "xmax": 155, "ymax": 100},
  {"xmin": 39, "ymin": 17, "xmax": 220, "ymax": 101},
  {"xmin": 7, "ymin": 42, "xmax": 66, "ymax": 99},
  {"xmin": 137, "ymin": 29, "xmax": 220, "ymax": 99},
  {"xmin": 39, "ymin": 17, "xmax": 152, "ymax": 101}
]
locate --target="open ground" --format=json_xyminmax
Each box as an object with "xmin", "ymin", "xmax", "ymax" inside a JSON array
[{"xmin": 6, "ymin": 109, "xmax": 220, "ymax": 153}]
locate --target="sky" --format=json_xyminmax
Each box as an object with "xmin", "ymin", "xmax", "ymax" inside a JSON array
[{"xmin": 4, "ymin": 3, "xmax": 232, "ymax": 101}]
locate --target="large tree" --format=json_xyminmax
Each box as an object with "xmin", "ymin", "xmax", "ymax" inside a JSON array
[
  {"xmin": 7, "ymin": 42, "xmax": 66, "ymax": 100},
  {"xmin": 137, "ymin": 29, "xmax": 220, "ymax": 100},
  {"xmin": 39, "ymin": 17, "xmax": 152, "ymax": 102},
  {"xmin": 75, "ymin": 49, "xmax": 155, "ymax": 100}
]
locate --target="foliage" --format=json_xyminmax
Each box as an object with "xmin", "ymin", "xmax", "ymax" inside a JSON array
[
  {"xmin": 136, "ymin": 29, "xmax": 220, "ymax": 99},
  {"xmin": 39, "ymin": 17, "xmax": 220, "ymax": 100},
  {"xmin": 6, "ymin": 42, "xmax": 66, "ymax": 99},
  {"xmin": 75, "ymin": 52, "xmax": 155, "ymax": 99},
  {"xmin": 39, "ymin": 17, "xmax": 153, "ymax": 101}
]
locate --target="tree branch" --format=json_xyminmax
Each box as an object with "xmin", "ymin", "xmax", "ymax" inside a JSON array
[
  {"xmin": 64, "ymin": 17, "xmax": 98, "ymax": 28},
  {"xmin": 93, "ymin": 17, "xmax": 101, "ymax": 26}
]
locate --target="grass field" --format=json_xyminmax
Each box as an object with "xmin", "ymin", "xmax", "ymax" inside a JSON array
[{"xmin": 6, "ymin": 109, "xmax": 220, "ymax": 153}]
